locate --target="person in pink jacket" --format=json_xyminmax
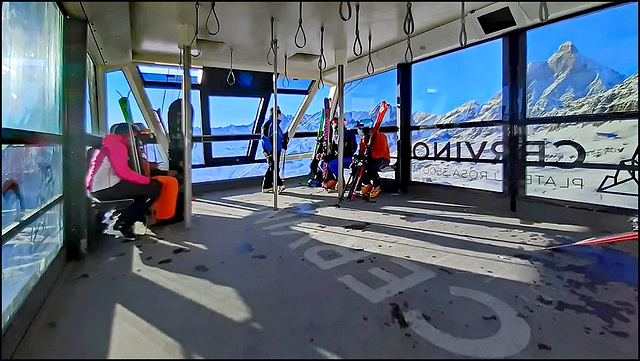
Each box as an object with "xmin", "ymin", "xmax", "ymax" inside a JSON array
[{"xmin": 86, "ymin": 125, "xmax": 162, "ymax": 240}]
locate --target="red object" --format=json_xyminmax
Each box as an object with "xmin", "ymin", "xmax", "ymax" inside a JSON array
[
  {"xmin": 150, "ymin": 176, "xmax": 179, "ymax": 220},
  {"xmin": 544, "ymin": 232, "xmax": 638, "ymax": 250},
  {"xmin": 348, "ymin": 101, "xmax": 389, "ymax": 202}
]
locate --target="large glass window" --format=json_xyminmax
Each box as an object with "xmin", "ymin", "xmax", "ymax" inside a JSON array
[
  {"xmin": 526, "ymin": 2, "xmax": 638, "ymax": 117},
  {"xmin": 208, "ymin": 96, "xmax": 261, "ymax": 158},
  {"xmin": 412, "ymin": 39, "xmax": 503, "ymax": 125},
  {"xmin": 266, "ymin": 93, "xmax": 305, "ymax": 131},
  {"xmin": 2, "ymin": 145, "xmax": 63, "ymax": 230},
  {"xmin": 410, "ymin": 38, "xmax": 503, "ymax": 192},
  {"xmin": 2, "ymin": 203, "xmax": 63, "ymax": 332},
  {"xmin": 2, "ymin": 2, "xmax": 63, "ymax": 134},
  {"xmin": 524, "ymin": 3, "xmax": 638, "ymax": 210},
  {"xmin": 1, "ymin": 1, "xmax": 65, "ymax": 334},
  {"xmin": 294, "ymin": 86, "xmax": 331, "ymax": 133},
  {"xmin": 105, "ymin": 70, "xmax": 145, "ymax": 132},
  {"xmin": 143, "ymin": 87, "xmax": 202, "ymax": 165},
  {"xmin": 345, "ymin": 69, "xmax": 397, "ymax": 128}
]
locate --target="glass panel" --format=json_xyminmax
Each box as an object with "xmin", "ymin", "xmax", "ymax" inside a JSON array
[
  {"xmin": 526, "ymin": 120, "xmax": 638, "ymax": 164},
  {"xmin": 138, "ymin": 64, "xmax": 202, "ymax": 84},
  {"xmin": 193, "ymin": 163, "xmax": 267, "ymax": 183},
  {"xmin": 412, "ymin": 38, "xmax": 503, "ymax": 125},
  {"xmin": 211, "ymin": 140, "xmax": 249, "ymax": 158},
  {"xmin": 2, "ymin": 202, "xmax": 63, "ymax": 332},
  {"xmin": 410, "ymin": 127, "xmax": 503, "ymax": 192},
  {"xmin": 2, "ymin": 2, "xmax": 63, "ymax": 134},
  {"xmin": 282, "ymin": 159, "xmax": 311, "ymax": 179},
  {"xmin": 411, "ymin": 127, "xmax": 504, "ymax": 162},
  {"xmin": 2, "ymin": 144, "xmax": 63, "ymax": 230},
  {"xmin": 525, "ymin": 166, "xmax": 637, "ymax": 210},
  {"xmin": 286, "ymin": 137, "xmax": 316, "ymax": 156},
  {"xmin": 105, "ymin": 70, "xmax": 145, "ymax": 132},
  {"xmin": 143, "ymin": 88, "xmax": 202, "ymax": 166},
  {"xmin": 267, "ymin": 93, "xmax": 306, "ymax": 131},
  {"xmin": 277, "ymin": 78, "xmax": 312, "ymax": 90},
  {"xmin": 526, "ymin": 2, "xmax": 638, "ymax": 117},
  {"xmin": 295, "ymin": 86, "xmax": 331, "ymax": 133},
  {"xmin": 208, "ymin": 96, "xmax": 260, "ymax": 135},
  {"xmin": 344, "ymin": 69, "xmax": 397, "ymax": 128},
  {"xmin": 411, "ymin": 159, "xmax": 503, "ymax": 192}
]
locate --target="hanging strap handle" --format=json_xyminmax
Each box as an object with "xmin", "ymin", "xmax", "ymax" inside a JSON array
[
  {"xmin": 459, "ymin": 2, "xmax": 468, "ymax": 47},
  {"xmin": 227, "ymin": 48, "xmax": 236, "ymax": 85},
  {"xmin": 339, "ymin": 2, "xmax": 352, "ymax": 21},
  {"xmin": 206, "ymin": 2, "xmax": 220, "ymax": 35},
  {"xmin": 295, "ymin": 2, "xmax": 307, "ymax": 48},
  {"xmin": 353, "ymin": 3, "xmax": 362, "ymax": 56},
  {"xmin": 366, "ymin": 31, "xmax": 374, "ymax": 75}
]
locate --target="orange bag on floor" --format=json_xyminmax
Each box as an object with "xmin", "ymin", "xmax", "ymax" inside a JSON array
[{"xmin": 151, "ymin": 175, "xmax": 179, "ymax": 220}]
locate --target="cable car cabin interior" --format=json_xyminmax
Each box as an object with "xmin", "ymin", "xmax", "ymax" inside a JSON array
[{"xmin": 2, "ymin": 1, "xmax": 638, "ymax": 358}]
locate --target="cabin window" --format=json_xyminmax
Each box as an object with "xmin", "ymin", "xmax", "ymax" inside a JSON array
[
  {"xmin": 1, "ymin": 1, "xmax": 65, "ymax": 333},
  {"xmin": 524, "ymin": 2, "xmax": 638, "ymax": 210},
  {"xmin": 410, "ymin": 39, "xmax": 503, "ymax": 191}
]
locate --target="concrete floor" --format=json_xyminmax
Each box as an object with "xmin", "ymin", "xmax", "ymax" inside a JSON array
[{"xmin": 12, "ymin": 183, "xmax": 638, "ymax": 358}]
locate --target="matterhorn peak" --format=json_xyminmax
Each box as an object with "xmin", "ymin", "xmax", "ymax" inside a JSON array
[{"xmin": 557, "ymin": 41, "xmax": 579, "ymax": 54}]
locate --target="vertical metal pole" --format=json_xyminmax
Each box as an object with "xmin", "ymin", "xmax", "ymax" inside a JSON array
[
  {"xmin": 503, "ymin": 32, "xmax": 526, "ymax": 213},
  {"xmin": 272, "ymin": 39, "xmax": 279, "ymax": 209},
  {"xmin": 182, "ymin": 45, "xmax": 193, "ymax": 228},
  {"xmin": 337, "ymin": 65, "xmax": 345, "ymax": 196},
  {"xmin": 397, "ymin": 63, "xmax": 412, "ymax": 193},
  {"xmin": 63, "ymin": 17, "xmax": 88, "ymax": 260}
]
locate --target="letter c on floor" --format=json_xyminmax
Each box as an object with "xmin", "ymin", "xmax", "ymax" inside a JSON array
[{"xmin": 403, "ymin": 286, "xmax": 531, "ymax": 358}]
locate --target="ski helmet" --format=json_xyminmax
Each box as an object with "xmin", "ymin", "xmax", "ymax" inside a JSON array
[{"xmin": 356, "ymin": 118, "xmax": 373, "ymax": 129}]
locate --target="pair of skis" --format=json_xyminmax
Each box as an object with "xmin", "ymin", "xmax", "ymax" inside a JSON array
[
  {"xmin": 310, "ymin": 98, "xmax": 332, "ymax": 187},
  {"xmin": 340, "ymin": 101, "xmax": 389, "ymax": 202},
  {"xmin": 321, "ymin": 97, "xmax": 331, "ymax": 188}
]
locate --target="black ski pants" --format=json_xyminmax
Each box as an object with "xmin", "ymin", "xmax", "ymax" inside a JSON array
[
  {"xmin": 92, "ymin": 179, "xmax": 162, "ymax": 229},
  {"xmin": 361, "ymin": 158, "xmax": 390, "ymax": 187},
  {"xmin": 263, "ymin": 152, "xmax": 284, "ymax": 188}
]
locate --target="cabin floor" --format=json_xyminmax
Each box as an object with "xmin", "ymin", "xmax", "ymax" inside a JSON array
[{"xmin": 11, "ymin": 181, "xmax": 638, "ymax": 359}]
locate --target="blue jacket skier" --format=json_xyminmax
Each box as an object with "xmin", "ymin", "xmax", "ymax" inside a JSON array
[{"xmin": 261, "ymin": 106, "xmax": 289, "ymax": 192}]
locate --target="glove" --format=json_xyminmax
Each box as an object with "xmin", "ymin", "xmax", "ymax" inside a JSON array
[{"xmin": 282, "ymin": 132, "xmax": 289, "ymax": 151}]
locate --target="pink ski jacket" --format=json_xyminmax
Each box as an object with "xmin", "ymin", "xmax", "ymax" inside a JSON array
[{"xmin": 86, "ymin": 133, "xmax": 150, "ymax": 192}]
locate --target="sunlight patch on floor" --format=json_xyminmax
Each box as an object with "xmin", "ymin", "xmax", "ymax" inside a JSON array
[
  {"xmin": 286, "ymin": 222, "xmax": 539, "ymax": 284},
  {"xmin": 109, "ymin": 303, "xmax": 181, "ymax": 359},
  {"xmin": 132, "ymin": 249, "xmax": 253, "ymax": 323}
]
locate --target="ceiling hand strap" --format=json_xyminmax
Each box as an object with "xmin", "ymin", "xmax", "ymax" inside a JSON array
[
  {"xmin": 318, "ymin": 26, "xmax": 327, "ymax": 89},
  {"xmin": 366, "ymin": 30, "xmax": 374, "ymax": 75},
  {"xmin": 459, "ymin": 2, "xmax": 467, "ymax": 47},
  {"xmin": 539, "ymin": 2, "xmax": 549, "ymax": 22},
  {"xmin": 295, "ymin": 2, "xmax": 307, "ymax": 48},
  {"xmin": 283, "ymin": 53, "xmax": 290, "ymax": 87},
  {"xmin": 339, "ymin": 2, "xmax": 352, "ymax": 21},
  {"xmin": 353, "ymin": 3, "xmax": 362, "ymax": 56},
  {"xmin": 403, "ymin": 2, "xmax": 414, "ymax": 63},
  {"xmin": 227, "ymin": 48, "xmax": 236, "ymax": 85},
  {"xmin": 267, "ymin": 17, "xmax": 276, "ymax": 65}
]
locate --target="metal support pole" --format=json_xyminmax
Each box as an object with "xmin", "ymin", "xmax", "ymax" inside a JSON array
[
  {"xmin": 337, "ymin": 65, "xmax": 345, "ymax": 196},
  {"xmin": 182, "ymin": 45, "xmax": 193, "ymax": 228},
  {"xmin": 272, "ymin": 39, "xmax": 279, "ymax": 210},
  {"xmin": 63, "ymin": 17, "xmax": 88, "ymax": 259},
  {"xmin": 397, "ymin": 63, "xmax": 412, "ymax": 193}
]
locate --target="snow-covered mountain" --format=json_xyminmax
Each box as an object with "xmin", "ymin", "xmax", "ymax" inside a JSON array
[{"xmin": 527, "ymin": 42, "xmax": 627, "ymax": 116}]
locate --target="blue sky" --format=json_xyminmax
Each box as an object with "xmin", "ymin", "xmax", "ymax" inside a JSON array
[{"xmin": 103, "ymin": 2, "xmax": 637, "ymax": 127}]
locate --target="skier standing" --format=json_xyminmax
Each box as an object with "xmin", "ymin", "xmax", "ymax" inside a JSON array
[
  {"xmin": 261, "ymin": 106, "xmax": 289, "ymax": 193},
  {"xmin": 354, "ymin": 118, "xmax": 390, "ymax": 198}
]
